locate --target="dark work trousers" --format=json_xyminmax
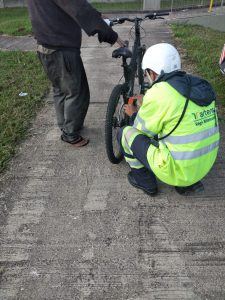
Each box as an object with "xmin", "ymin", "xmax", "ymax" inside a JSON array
[
  {"xmin": 38, "ymin": 49, "xmax": 90, "ymax": 141},
  {"xmin": 117, "ymin": 127, "xmax": 157, "ymax": 189}
]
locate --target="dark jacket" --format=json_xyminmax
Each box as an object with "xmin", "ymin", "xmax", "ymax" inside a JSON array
[{"xmin": 27, "ymin": 0, "xmax": 118, "ymax": 49}]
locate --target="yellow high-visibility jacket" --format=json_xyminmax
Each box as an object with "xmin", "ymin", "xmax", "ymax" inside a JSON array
[{"xmin": 132, "ymin": 72, "xmax": 220, "ymax": 186}]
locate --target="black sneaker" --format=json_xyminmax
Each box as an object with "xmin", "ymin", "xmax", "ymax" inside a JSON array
[
  {"xmin": 175, "ymin": 181, "xmax": 204, "ymax": 195},
  {"xmin": 127, "ymin": 172, "xmax": 158, "ymax": 196}
]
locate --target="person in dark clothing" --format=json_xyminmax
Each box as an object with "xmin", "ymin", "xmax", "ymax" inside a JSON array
[{"xmin": 27, "ymin": 0, "xmax": 124, "ymax": 147}]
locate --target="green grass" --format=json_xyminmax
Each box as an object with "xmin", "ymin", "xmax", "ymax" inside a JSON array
[
  {"xmin": 0, "ymin": 51, "xmax": 49, "ymax": 172},
  {"xmin": 0, "ymin": 2, "xmax": 223, "ymax": 35},
  {"xmin": 171, "ymin": 23, "xmax": 225, "ymax": 116},
  {"xmin": 92, "ymin": 1, "xmax": 143, "ymax": 11},
  {"xmin": 0, "ymin": 1, "xmax": 221, "ymax": 35},
  {"xmin": 0, "ymin": 8, "xmax": 32, "ymax": 36},
  {"xmin": 93, "ymin": 0, "xmax": 220, "ymax": 11},
  {"xmin": 161, "ymin": 0, "xmax": 219, "ymax": 9}
]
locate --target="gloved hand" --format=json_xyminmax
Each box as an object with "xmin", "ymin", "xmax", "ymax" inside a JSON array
[{"xmin": 103, "ymin": 18, "xmax": 126, "ymax": 47}]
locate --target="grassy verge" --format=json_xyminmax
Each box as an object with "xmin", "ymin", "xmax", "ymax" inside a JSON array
[
  {"xmin": 171, "ymin": 23, "xmax": 225, "ymax": 118},
  {"xmin": 0, "ymin": 8, "xmax": 32, "ymax": 36},
  {"xmin": 92, "ymin": 1, "xmax": 143, "ymax": 11},
  {"xmin": 161, "ymin": 0, "xmax": 215, "ymax": 9},
  {"xmin": 0, "ymin": 51, "xmax": 49, "ymax": 172},
  {"xmin": 0, "ymin": 1, "xmax": 221, "ymax": 35}
]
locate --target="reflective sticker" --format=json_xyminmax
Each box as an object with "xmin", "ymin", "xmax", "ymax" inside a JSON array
[
  {"xmin": 133, "ymin": 115, "xmax": 156, "ymax": 136},
  {"xmin": 170, "ymin": 140, "xmax": 219, "ymax": 160},
  {"xmin": 125, "ymin": 157, "xmax": 144, "ymax": 169},
  {"xmin": 122, "ymin": 127, "xmax": 139, "ymax": 155},
  {"xmin": 163, "ymin": 126, "xmax": 219, "ymax": 144}
]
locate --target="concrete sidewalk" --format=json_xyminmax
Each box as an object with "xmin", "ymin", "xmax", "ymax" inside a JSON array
[
  {"xmin": 170, "ymin": 5, "xmax": 225, "ymax": 32},
  {"xmin": 1, "ymin": 9, "xmax": 225, "ymax": 300}
]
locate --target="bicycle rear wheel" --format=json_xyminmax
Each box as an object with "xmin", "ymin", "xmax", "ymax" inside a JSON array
[{"xmin": 105, "ymin": 84, "xmax": 129, "ymax": 164}]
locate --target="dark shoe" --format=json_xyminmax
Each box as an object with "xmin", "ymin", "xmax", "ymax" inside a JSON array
[
  {"xmin": 127, "ymin": 172, "xmax": 158, "ymax": 196},
  {"xmin": 61, "ymin": 135, "xmax": 89, "ymax": 147},
  {"xmin": 175, "ymin": 181, "xmax": 204, "ymax": 195}
]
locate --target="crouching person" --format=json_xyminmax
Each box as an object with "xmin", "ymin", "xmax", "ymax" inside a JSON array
[{"xmin": 117, "ymin": 43, "xmax": 220, "ymax": 196}]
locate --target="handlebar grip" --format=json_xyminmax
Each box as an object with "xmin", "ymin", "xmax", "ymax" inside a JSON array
[
  {"xmin": 110, "ymin": 17, "xmax": 133, "ymax": 25},
  {"xmin": 157, "ymin": 12, "xmax": 170, "ymax": 16},
  {"xmin": 145, "ymin": 12, "xmax": 169, "ymax": 19},
  {"xmin": 117, "ymin": 17, "xmax": 130, "ymax": 24}
]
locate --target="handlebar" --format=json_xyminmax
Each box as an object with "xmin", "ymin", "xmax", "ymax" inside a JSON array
[
  {"xmin": 109, "ymin": 17, "xmax": 132, "ymax": 26},
  {"xmin": 145, "ymin": 12, "xmax": 169, "ymax": 19},
  {"xmin": 110, "ymin": 12, "xmax": 169, "ymax": 26}
]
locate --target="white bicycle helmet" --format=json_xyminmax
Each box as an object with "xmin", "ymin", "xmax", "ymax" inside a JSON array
[{"xmin": 142, "ymin": 43, "xmax": 181, "ymax": 74}]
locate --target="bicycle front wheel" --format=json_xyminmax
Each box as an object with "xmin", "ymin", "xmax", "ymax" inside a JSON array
[{"xmin": 105, "ymin": 84, "xmax": 128, "ymax": 164}]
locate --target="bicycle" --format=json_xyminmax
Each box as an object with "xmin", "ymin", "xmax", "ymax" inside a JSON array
[{"xmin": 105, "ymin": 12, "xmax": 169, "ymax": 164}]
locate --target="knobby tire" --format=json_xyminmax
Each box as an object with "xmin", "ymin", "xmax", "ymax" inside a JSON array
[{"xmin": 105, "ymin": 84, "xmax": 128, "ymax": 164}]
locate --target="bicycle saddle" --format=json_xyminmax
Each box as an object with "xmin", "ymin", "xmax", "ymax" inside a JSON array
[{"xmin": 112, "ymin": 47, "xmax": 132, "ymax": 59}]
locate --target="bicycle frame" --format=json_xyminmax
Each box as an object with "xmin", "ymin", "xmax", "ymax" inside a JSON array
[{"xmin": 121, "ymin": 18, "xmax": 145, "ymax": 98}]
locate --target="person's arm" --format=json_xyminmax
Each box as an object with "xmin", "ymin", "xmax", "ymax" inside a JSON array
[
  {"xmin": 53, "ymin": 0, "xmax": 120, "ymax": 45},
  {"xmin": 132, "ymin": 88, "xmax": 170, "ymax": 138}
]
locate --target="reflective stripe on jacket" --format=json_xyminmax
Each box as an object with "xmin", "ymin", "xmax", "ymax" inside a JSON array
[{"xmin": 131, "ymin": 81, "xmax": 220, "ymax": 186}]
